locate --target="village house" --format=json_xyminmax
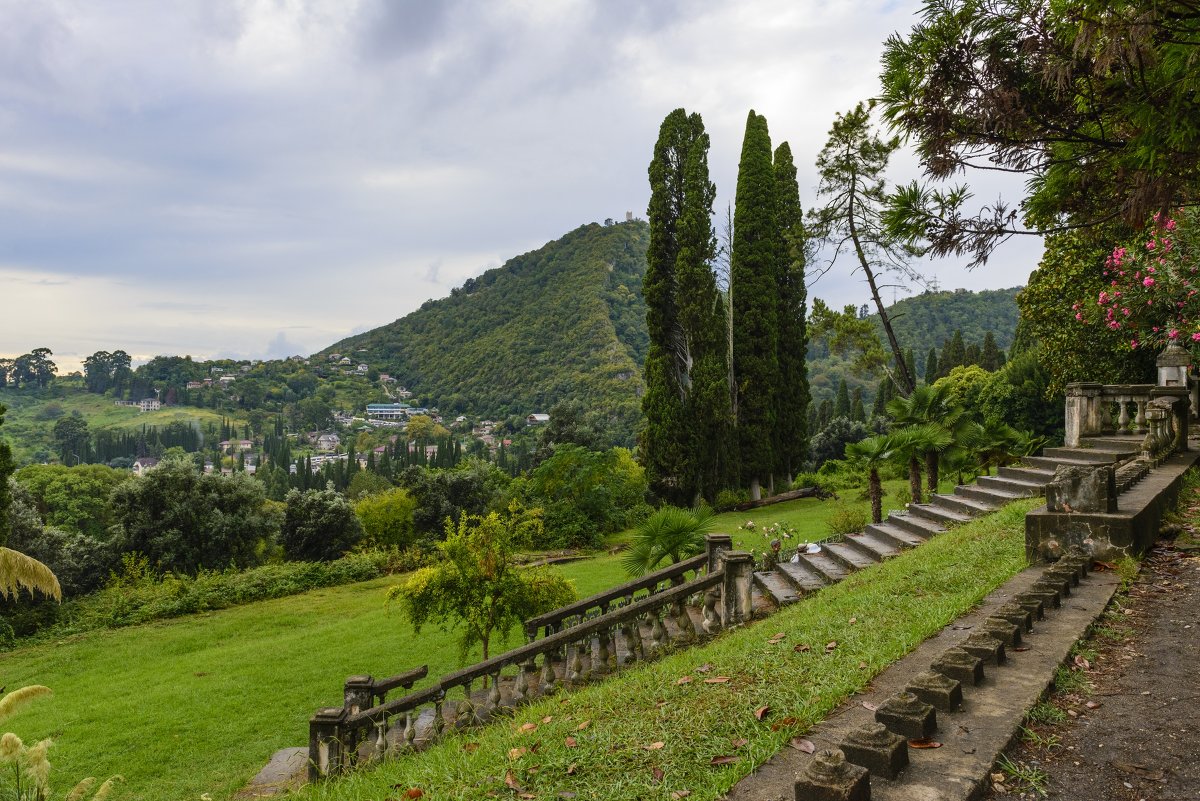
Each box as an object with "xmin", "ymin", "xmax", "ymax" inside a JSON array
[
  {"xmin": 526, "ymin": 413, "xmax": 550, "ymax": 425},
  {"xmin": 138, "ymin": 398, "xmax": 161, "ymax": 412},
  {"xmin": 132, "ymin": 456, "xmax": 160, "ymax": 475},
  {"xmin": 314, "ymin": 432, "xmax": 341, "ymax": 451}
]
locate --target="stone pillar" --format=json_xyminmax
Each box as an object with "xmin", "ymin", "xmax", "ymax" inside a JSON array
[
  {"xmin": 1151, "ymin": 387, "xmax": 1190, "ymax": 452},
  {"xmin": 794, "ymin": 749, "xmax": 870, "ymax": 801},
  {"xmin": 309, "ymin": 706, "xmax": 349, "ymax": 781},
  {"xmin": 343, "ymin": 675, "xmax": 374, "ymax": 716},
  {"xmin": 1156, "ymin": 340, "xmax": 1190, "ymax": 388},
  {"xmin": 705, "ymin": 533, "xmax": 733, "ymax": 575},
  {"xmin": 720, "ymin": 550, "xmax": 755, "ymax": 627},
  {"xmin": 1064, "ymin": 383, "xmax": 1102, "ymax": 447}
]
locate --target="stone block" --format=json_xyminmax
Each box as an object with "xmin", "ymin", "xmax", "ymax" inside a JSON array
[
  {"xmin": 993, "ymin": 602, "xmax": 1034, "ymax": 632},
  {"xmin": 981, "ymin": 617, "xmax": 1022, "ymax": 648},
  {"xmin": 1025, "ymin": 584, "xmax": 1062, "ymax": 609},
  {"xmin": 794, "ymin": 748, "xmax": 870, "ymax": 801},
  {"xmin": 1046, "ymin": 562, "xmax": 1080, "ymax": 587},
  {"xmin": 1045, "ymin": 464, "xmax": 1117, "ymax": 514},
  {"xmin": 931, "ymin": 646, "xmax": 985, "ymax": 685},
  {"xmin": 1013, "ymin": 595, "xmax": 1046, "ymax": 621},
  {"xmin": 905, "ymin": 670, "xmax": 962, "ymax": 712},
  {"xmin": 961, "ymin": 633, "xmax": 1006, "ymax": 665},
  {"xmin": 840, "ymin": 722, "xmax": 908, "ymax": 779},
  {"xmin": 874, "ymin": 691, "xmax": 937, "ymax": 740},
  {"xmin": 1033, "ymin": 575, "xmax": 1070, "ymax": 599}
]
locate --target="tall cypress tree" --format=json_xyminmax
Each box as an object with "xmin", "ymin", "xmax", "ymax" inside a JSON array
[
  {"xmin": 641, "ymin": 109, "xmax": 733, "ymax": 504},
  {"xmin": 772, "ymin": 142, "xmax": 810, "ymax": 486},
  {"xmin": 924, "ymin": 347, "xmax": 939, "ymax": 385},
  {"xmin": 940, "ymin": 330, "xmax": 966, "ymax": 376},
  {"xmin": 834, "ymin": 379, "xmax": 852, "ymax": 418},
  {"xmin": 731, "ymin": 111, "xmax": 780, "ymax": 500}
]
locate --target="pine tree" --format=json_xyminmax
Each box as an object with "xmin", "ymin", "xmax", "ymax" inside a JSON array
[
  {"xmin": 980, "ymin": 331, "xmax": 1002, "ymax": 371},
  {"xmin": 964, "ymin": 342, "xmax": 982, "ymax": 367},
  {"xmin": 850, "ymin": 388, "xmax": 867, "ymax": 422},
  {"xmin": 731, "ymin": 111, "xmax": 781, "ymax": 500},
  {"xmin": 834, "ymin": 379, "xmax": 852, "ymax": 418},
  {"xmin": 772, "ymin": 141, "xmax": 810, "ymax": 486},
  {"xmin": 924, "ymin": 347, "xmax": 939, "ymax": 385}
]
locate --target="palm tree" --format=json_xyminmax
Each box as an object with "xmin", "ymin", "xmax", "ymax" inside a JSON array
[
  {"xmin": 889, "ymin": 424, "xmax": 953, "ymax": 505},
  {"xmin": 845, "ymin": 434, "xmax": 897, "ymax": 524},
  {"xmin": 622, "ymin": 506, "xmax": 716, "ymax": 577},
  {"xmin": 887, "ymin": 383, "xmax": 971, "ymax": 493}
]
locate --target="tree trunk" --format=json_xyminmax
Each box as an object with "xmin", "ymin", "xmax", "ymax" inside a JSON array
[
  {"xmin": 749, "ymin": 476, "xmax": 762, "ymax": 501},
  {"xmin": 909, "ymin": 456, "xmax": 922, "ymax": 505},
  {"xmin": 869, "ymin": 469, "xmax": 882, "ymax": 524},
  {"xmin": 925, "ymin": 450, "xmax": 939, "ymax": 494}
]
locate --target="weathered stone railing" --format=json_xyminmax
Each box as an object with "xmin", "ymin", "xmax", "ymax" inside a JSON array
[
  {"xmin": 308, "ymin": 535, "xmax": 754, "ymax": 781},
  {"xmin": 1063, "ymin": 383, "xmax": 1189, "ymax": 450}
]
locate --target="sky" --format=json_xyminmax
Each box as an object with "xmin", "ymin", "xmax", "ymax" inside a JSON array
[{"xmin": 0, "ymin": 0, "xmax": 1039, "ymax": 373}]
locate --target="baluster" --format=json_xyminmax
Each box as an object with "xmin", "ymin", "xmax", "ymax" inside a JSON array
[
  {"xmin": 702, "ymin": 587, "xmax": 722, "ymax": 635},
  {"xmin": 674, "ymin": 598, "xmax": 695, "ymax": 644},
  {"xmin": 512, "ymin": 663, "xmax": 529, "ymax": 705},
  {"xmin": 568, "ymin": 641, "xmax": 585, "ymax": 685},
  {"xmin": 455, "ymin": 681, "xmax": 474, "ymax": 729},
  {"xmin": 431, "ymin": 696, "xmax": 446, "ymax": 739},
  {"xmin": 618, "ymin": 620, "xmax": 638, "ymax": 666},
  {"xmin": 1117, "ymin": 396, "xmax": 1131, "ymax": 432},
  {"xmin": 373, "ymin": 716, "xmax": 389, "ymax": 758},
  {"xmin": 648, "ymin": 610, "xmax": 667, "ymax": 656},
  {"xmin": 1135, "ymin": 399, "xmax": 1148, "ymax": 433},
  {"xmin": 593, "ymin": 627, "xmax": 611, "ymax": 675},
  {"xmin": 402, "ymin": 710, "xmax": 416, "ymax": 752},
  {"xmin": 540, "ymin": 651, "xmax": 558, "ymax": 696},
  {"xmin": 487, "ymin": 671, "xmax": 503, "ymax": 716}
]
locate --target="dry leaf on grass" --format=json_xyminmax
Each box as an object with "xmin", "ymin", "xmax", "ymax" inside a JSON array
[
  {"xmin": 703, "ymin": 676, "xmax": 730, "ymax": 684},
  {"xmin": 824, "ymin": 641, "xmax": 838, "ymax": 652},
  {"xmin": 676, "ymin": 676, "xmax": 693, "ymax": 685},
  {"xmin": 508, "ymin": 747, "xmax": 528, "ymax": 760},
  {"xmin": 504, "ymin": 770, "xmax": 521, "ymax": 790},
  {"xmin": 710, "ymin": 755, "xmax": 739, "ymax": 766},
  {"xmin": 644, "ymin": 741, "xmax": 665, "ymax": 750},
  {"xmin": 652, "ymin": 767, "xmax": 664, "ymax": 783},
  {"xmin": 730, "ymin": 738, "xmax": 748, "ymax": 748},
  {"xmin": 565, "ymin": 736, "xmax": 578, "ymax": 748},
  {"xmin": 695, "ymin": 663, "xmax": 712, "ymax": 673},
  {"xmin": 402, "ymin": 790, "xmax": 424, "ymax": 799},
  {"xmin": 566, "ymin": 763, "xmax": 577, "ymax": 775},
  {"xmin": 542, "ymin": 716, "xmax": 554, "ymax": 723},
  {"xmin": 518, "ymin": 722, "xmax": 538, "ymax": 733},
  {"xmin": 1085, "ymin": 701, "xmax": 1102, "ymax": 710},
  {"xmin": 463, "ymin": 742, "xmax": 479, "ymax": 753},
  {"xmin": 576, "ymin": 720, "xmax": 591, "ymax": 731},
  {"xmin": 793, "ymin": 643, "xmax": 811, "ymax": 653},
  {"xmin": 670, "ymin": 792, "xmax": 691, "ymax": 799},
  {"xmin": 754, "ymin": 705, "xmax": 770, "ymax": 721}
]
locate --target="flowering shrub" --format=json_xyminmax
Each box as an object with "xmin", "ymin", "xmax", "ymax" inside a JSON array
[{"xmin": 1078, "ymin": 209, "xmax": 1200, "ymax": 352}]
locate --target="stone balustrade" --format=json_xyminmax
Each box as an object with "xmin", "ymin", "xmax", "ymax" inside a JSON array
[{"xmin": 1063, "ymin": 383, "xmax": 1189, "ymax": 450}]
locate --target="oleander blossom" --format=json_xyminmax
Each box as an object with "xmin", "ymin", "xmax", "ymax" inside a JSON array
[{"xmin": 1079, "ymin": 209, "xmax": 1198, "ymax": 353}]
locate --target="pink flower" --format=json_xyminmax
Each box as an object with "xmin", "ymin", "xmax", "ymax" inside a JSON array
[
  {"xmin": 1191, "ymin": 332, "xmax": 1200, "ymax": 342},
  {"xmin": 1131, "ymin": 339, "xmax": 1139, "ymax": 349},
  {"xmin": 1169, "ymin": 329, "xmax": 1180, "ymax": 339},
  {"xmin": 1075, "ymin": 312, "xmax": 1083, "ymax": 321},
  {"xmin": 1147, "ymin": 239, "xmax": 1157, "ymax": 250},
  {"xmin": 1108, "ymin": 321, "xmax": 1121, "ymax": 330},
  {"xmin": 1143, "ymin": 277, "xmax": 1156, "ymax": 287},
  {"xmin": 1123, "ymin": 308, "xmax": 1131, "ymax": 316},
  {"xmin": 1166, "ymin": 219, "xmax": 1178, "ymax": 231}
]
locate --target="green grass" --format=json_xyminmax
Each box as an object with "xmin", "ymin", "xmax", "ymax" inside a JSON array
[{"xmin": 299, "ymin": 499, "xmax": 1038, "ymax": 801}]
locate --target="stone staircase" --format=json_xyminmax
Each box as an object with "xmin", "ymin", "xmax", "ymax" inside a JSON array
[{"xmin": 751, "ymin": 440, "xmax": 1142, "ymax": 609}]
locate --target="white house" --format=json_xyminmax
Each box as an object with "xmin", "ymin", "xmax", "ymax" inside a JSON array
[
  {"xmin": 138, "ymin": 398, "xmax": 161, "ymax": 412},
  {"xmin": 132, "ymin": 456, "xmax": 160, "ymax": 475},
  {"xmin": 315, "ymin": 433, "xmax": 341, "ymax": 451},
  {"xmin": 526, "ymin": 413, "xmax": 550, "ymax": 426}
]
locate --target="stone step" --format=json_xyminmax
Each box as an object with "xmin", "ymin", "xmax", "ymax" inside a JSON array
[
  {"xmin": 1022, "ymin": 455, "xmax": 1103, "ymax": 471},
  {"xmin": 999, "ymin": 465, "xmax": 1055, "ymax": 483},
  {"xmin": 841, "ymin": 531, "xmax": 900, "ymax": 562},
  {"xmin": 865, "ymin": 521, "xmax": 927, "ymax": 550},
  {"xmin": 750, "ymin": 585, "xmax": 775, "ymax": 617},
  {"xmin": 976, "ymin": 474, "xmax": 1044, "ymax": 496},
  {"xmin": 930, "ymin": 492, "xmax": 997, "ymax": 518},
  {"xmin": 822, "ymin": 540, "xmax": 878, "ymax": 571},
  {"xmin": 797, "ymin": 551, "xmax": 850, "ymax": 584},
  {"xmin": 955, "ymin": 483, "xmax": 1023, "ymax": 506},
  {"xmin": 776, "ymin": 560, "xmax": 828, "ymax": 593},
  {"xmin": 885, "ymin": 512, "xmax": 944, "ymax": 540},
  {"xmin": 907, "ymin": 502, "xmax": 973, "ymax": 527},
  {"xmin": 753, "ymin": 571, "xmax": 800, "ymax": 607},
  {"xmin": 1042, "ymin": 447, "xmax": 1121, "ymax": 464}
]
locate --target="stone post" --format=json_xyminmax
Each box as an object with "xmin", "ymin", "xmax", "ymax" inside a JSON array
[
  {"xmin": 1064, "ymin": 383, "xmax": 1102, "ymax": 447},
  {"xmin": 1151, "ymin": 387, "xmax": 1190, "ymax": 452},
  {"xmin": 794, "ymin": 748, "xmax": 870, "ymax": 801},
  {"xmin": 1156, "ymin": 340, "xmax": 1190, "ymax": 388},
  {"xmin": 705, "ymin": 533, "xmax": 733, "ymax": 575},
  {"xmin": 308, "ymin": 706, "xmax": 349, "ymax": 781},
  {"xmin": 720, "ymin": 550, "xmax": 754, "ymax": 627},
  {"xmin": 343, "ymin": 675, "xmax": 374, "ymax": 716}
]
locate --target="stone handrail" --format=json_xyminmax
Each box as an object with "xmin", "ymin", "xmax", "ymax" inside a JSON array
[
  {"xmin": 522, "ymin": 552, "xmax": 710, "ymax": 641},
  {"xmin": 1064, "ymin": 383, "xmax": 1190, "ymax": 450},
  {"xmin": 309, "ymin": 541, "xmax": 755, "ymax": 781}
]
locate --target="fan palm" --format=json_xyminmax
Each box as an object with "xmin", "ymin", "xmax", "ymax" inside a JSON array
[
  {"xmin": 889, "ymin": 424, "xmax": 953, "ymax": 505},
  {"xmin": 845, "ymin": 434, "xmax": 897, "ymax": 524},
  {"xmin": 622, "ymin": 506, "xmax": 716, "ymax": 577},
  {"xmin": 887, "ymin": 383, "xmax": 972, "ymax": 493}
]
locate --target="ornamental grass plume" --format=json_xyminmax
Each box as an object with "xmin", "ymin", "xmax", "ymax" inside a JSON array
[{"xmin": 0, "ymin": 687, "xmax": 52, "ymax": 724}]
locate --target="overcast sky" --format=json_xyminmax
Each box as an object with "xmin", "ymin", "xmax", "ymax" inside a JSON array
[{"xmin": 0, "ymin": 0, "xmax": 1038, "ymax": 373}]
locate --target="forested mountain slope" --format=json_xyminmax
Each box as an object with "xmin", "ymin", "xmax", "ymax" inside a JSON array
[{"xmin": 323, "ymin": 221, "xmax": 649, "ymax": 428}]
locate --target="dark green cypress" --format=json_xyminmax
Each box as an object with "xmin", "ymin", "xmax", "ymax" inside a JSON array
[
  {"xmin": 964, "ymin": 342, "xmax": 982, "ymax": 367},
  {"xmin": 980, "ymin": 331, "xmax": 1002, "ymax": 370},
  {"xmin": 924, "ymin": 347, "xmax": 939, "ymax": 385},
  {"xmin": 834, "ymin": 379, "xmax": 852, "ymax": 418},
  {"xmin": 940, "ymin": 331, "xmax": 966, "ymax": 376},
  {"xmin": 772, "ymin": 142, "xmax": 810, "ymax": 485},
  {"xmin": 731, "ymin": 111, "xmax": 780, "ymax": 500},
  {"xmin": 850, "ymin": 388, "xmax": 866, "ymax": 422}
]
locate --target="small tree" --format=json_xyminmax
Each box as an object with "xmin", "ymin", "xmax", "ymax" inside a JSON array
[
  {"xmin": 281, "ymin": 486, "xmax": 363, "ymax": 562},
  {"xmin": 622, "ymin": 506, "xmax": 715, "ymax": 577},
  {"xmin": 354, "ymin": 487, "xmax": 418, "ymax": 549},
  {"xmin": 389, "ymin": 504, "xmax": 575, "ymax": 661},
  {"xmin": 845, "ymin": 435, "xmax": 896, "ymax": 524}
]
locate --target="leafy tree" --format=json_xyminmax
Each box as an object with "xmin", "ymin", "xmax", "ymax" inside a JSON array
[
  {"xmin": 397, "ymin": 460, "xmax": 509, "ymax": 538},
  {"xmin": 524, "ymin": 445, "xmax": 648, "ymax": 548},
  {"xmin": 849, "ymin": 388, "xmax": 867, "ymax": 423},
  {"xmin": 52, "ymin": 413, "xmax": 91, "ymax": 466},
  {"xmin": 282, "ymin": 486, "xmax": 364, "ymax": 561},
  {"xmin": 354, "ymin": 487, "xmax": 418, "ymax": 549},
  {"xmin": 109, "ymin": 458, "xmax": 279, "ymax": 574},
  {"xmin": 881, "ymin": 0, "xmax": 1200, "ymax": 266},
  {"xmin": 809, "ymin": 416, "xmax": 870, "ymax": 469},
  {"xmin": 773, "ymin": 141, "xmax": 811, "ymax": 486},
  {"xmin": 346, "ymin": 470, "xmax": 392, "ymax": 501},
  {"xmin": 389, "ymin": 504, "xmax": 576, "ymax": 661},
  {"xmin": 889, "ymin": 423, "xmax": 952, "ymax": 505},
  {"xmin": 5, "ymin": 481, "xmax": 118, "ymax": 597},
  {"xmin": 808, "ymin": 102, "xmax": 918, "ymax": 396},
  {"xmin": 732, "ymin": 110, "xmax": 781, "ymax": 499},
  {"xmin": 888, "ymin": 382, "xmax": 971, "ymax": 493},
  {"xmin": 977, "ymin": 346, "xmax": 1065, "ymax": 442},
  {"xmin": 14, "ymin": 464, "xmax": 128, "ymax": 539},
  {"xmin": 622, "ymin": 506, "xmax": 715, "ymax": 577},
  {"xmin": 923, "ymin": 347, "xmax": 939, "ymax": 385},
  {"xmin": 939, "ymin": 331, "xmax": 966, "ymax": 378}
]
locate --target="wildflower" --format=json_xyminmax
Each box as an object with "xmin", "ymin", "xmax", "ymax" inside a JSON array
[{"xmin": 1131, "ymin": 339, "xmax": 1139, "ymax": 348}]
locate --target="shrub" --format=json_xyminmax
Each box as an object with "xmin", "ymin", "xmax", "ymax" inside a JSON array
[
  {"xmin": 714, "ymin": 488, "xmax": 751, "ymax": 511},
  {"xmin": 825, "ymin": 503, "xmax": 867, "ymax": 537}
]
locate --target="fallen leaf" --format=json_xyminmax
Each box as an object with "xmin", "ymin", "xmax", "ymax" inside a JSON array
[
  {"xmin": 652, "ymin": 768, "xmax": 664, "ymax": 783},
  {"xmin": 403, "ymin": 790, "xmax": 424, "ymax": 799},
  {"xmin": 695, "ymin": 663, "xmax": 712, "ymax": 673},
  {"xmin": 676, "ymin": 676, "xmax": 693, "ymax": 685},
  {"xmin": 670, "ymin": 792, "xmax": 691, "ymax": 800},
  {"xmin": 710, "ymin": 755, "xmax": 739, "ymax": 766},
  {"xmin": 505, "ymin": 770, "xmax": 521, "ymax": 790},
  {"xmin": 508, "ymin": 747, "xmax": 528, "ymax": 760},
  {"xmin": 704, "ymin": 676, "xmax": 731, "ymax": 684},
  {"xmin": 790, "ymin": 737, "xmax": 816, "ymax": 753},
  {"xmin": 1095, "ymin": 561, "xmax": 1118, "ymax": 571},
  {"xmin": 793, "ymin": 643, "xmax": 811, "ymax": 653},
  {"xmin": 754, "ymin": 705, "xmax": 771, "ymax": 721},
  {"xmin": 1111, "ymin": 760, "xmax": 1166, "ymax": 781},
  {"xmin": 861, "ymin": 701, "xmax": 879, "ymax": 712},
  {"xmin": 542, "ymin": 716, "xmax": 554, "ymax": 724},
  {"xmin": 576, "ymin": 720, "xmax": 591, "ymax": 731},
  {"xmin": 824, "ymin": 641, "xmax": 838, "ymax": 652},
  {"xmin": 519, "ymin": 794, "xmax": 536, "ymax": 799},
  {"xmin": 566, "ymin": 763, "xmax": 577, "ymax": 775},
  {"xmin": 849, "ymin": 617, "xmax": 857, "ymax": 624},
  {"xmin": 730, "ymin": 738, "xmax": 748, "ymax": 748},
  {"xmin": 644, "ymin": 741, "xmax": 665, "ymax": 750},
  {"xmin": 565, "ymin": 736, "xmax": 577, "ymax": 748},
  {"xmin": 518, "ymin": 722, "xmax": 538, "ymax": 733},
  {"xmin": 463, "ymin": 742, "xmax": 479, "ymax": 753},
  {"xmin": 558, "ymin": 793, "xmax": 577, "ymax": 800},
  {"xmin": 908, "ymin": 739, "xmax": 943, "ymax": 749},
  {"xmin": 1085, "ymin": 701, "xmax": 1102, "ymax": 710},
  {"xmin": 858, "ymin": 661, "xmax": 868, "ymax": 670}
]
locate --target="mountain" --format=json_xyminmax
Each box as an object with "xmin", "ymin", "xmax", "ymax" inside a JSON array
[{"xmin": 322, "ymin": 221, "xmax": 649, "ymax": 430}]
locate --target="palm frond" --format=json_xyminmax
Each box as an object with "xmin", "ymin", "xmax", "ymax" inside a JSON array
[{"xmin": 0, "ymin": 548, "xmax": 61, "ymax": 601}]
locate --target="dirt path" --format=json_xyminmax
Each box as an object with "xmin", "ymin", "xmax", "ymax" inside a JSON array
[{"xmin": 983, "ymin": 544, "xmax": 1200, "ymax": 800}]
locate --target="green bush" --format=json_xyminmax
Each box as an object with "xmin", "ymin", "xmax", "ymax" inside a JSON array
[
  {"xmin": 714, "ymin": 488, "xmax": 750, "ymax": 511},
  {"xmin": 825, "ymin": 503, "xmax": 867, "ymax": 537}
]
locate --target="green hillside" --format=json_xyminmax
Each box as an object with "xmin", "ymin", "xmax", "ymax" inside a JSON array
[{"xmin": 323, "ymin": 221, "xmax": 649, "ymax": 427}]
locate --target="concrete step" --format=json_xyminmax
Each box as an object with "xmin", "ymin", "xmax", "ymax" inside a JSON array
[
  {"xmin": 907, "ymin": 502, "xmax": 973, "ymax": 527},
  {"xmin": 1042, "ymin": 447, "xmax": 1121, "ymax": 464},
  {"xmin": 865, "ymin": 521, "xmax": 927, "ymax": 550},
  {"xmin": 797, "ymin": 551, "xmax": 850, "ymax": 584},
  {"xmin": 753, "ymin": 571, "xmax": 800, "ymax": 607},
  {"xmin": 999, "ymin": 465, "xmax": 1055, "ymax": 483},
  {"xmin": 955, "ymin": 483, "xmax": 1023, "ymax": 506},
  {"xmin": 841, "ymin": 531, "xmax": 900, "ymax": 562},
  {"xmin": 930, "ymin": 492, "xmax": 997, "ymax": 517},
  {"xmin": 822, "ymin": 540, "xmax": 877, "ymax": 572},
  {"xmin": 976, "ymin": 474, "xmax": 1044, "ymax": 496},
  {"xmin": 776, "ymin": 560, "xmax": 828, "ymax": 593},
  {"xmin": 885, "ymin": 512, "xmax": 944, "ymax": 540},
  {"xmin": 1022, "ymin": 455, "xmax": 1102, "ymax": 471}
]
